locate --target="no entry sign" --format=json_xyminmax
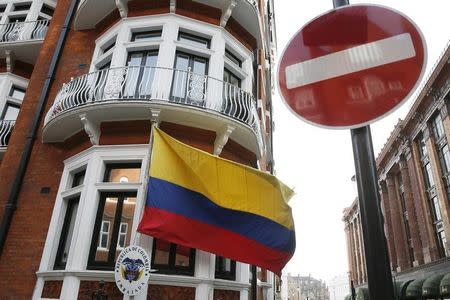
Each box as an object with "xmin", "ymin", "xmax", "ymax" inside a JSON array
[{"xmin": 278, "ymin": 5, "xmax": 426, "ymax": 129}]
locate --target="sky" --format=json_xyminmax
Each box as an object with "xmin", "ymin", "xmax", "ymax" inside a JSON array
[{"xmin": 273, "ymin": 0, "xmax": 450, "ymax": 281}]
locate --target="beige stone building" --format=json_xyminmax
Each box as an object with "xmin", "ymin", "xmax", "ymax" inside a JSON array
[{"xmin": 343, "ymin": 41, "xmax": 450, "ymax": 299}]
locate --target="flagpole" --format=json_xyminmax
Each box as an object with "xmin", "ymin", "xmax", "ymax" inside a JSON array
[
  {"xmin": 130, "ymin": 110, "xmax": 160, "ymax": 300},
  {"xmin": 132, "ymin": 109, "xmax": 160, "ymax": 246}
]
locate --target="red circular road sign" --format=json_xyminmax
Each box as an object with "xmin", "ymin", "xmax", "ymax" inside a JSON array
[{"xmin": 277, "ymin": 5, "xmax": 426, "ymax": 129}]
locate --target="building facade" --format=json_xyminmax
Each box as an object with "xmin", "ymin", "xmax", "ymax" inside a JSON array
[
  {"xmin": 327, "ymin": 274, "xmax": 350, "ymax": 300},
  {"xmin": 286, "ymin": 274, "xmax": 329, "ymax": 300},
  {"xmin": 343, "ymin": 42, "xmax": 450, "ymax": 298},
  {"xmin": 0, "ymin": 0, "xmax": 278, "ymax": 299}
]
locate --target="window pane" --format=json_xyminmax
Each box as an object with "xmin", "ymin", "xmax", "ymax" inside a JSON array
[
  {"xmin": 2, "ymin": 104, "xmax": 20, "ymax": 121},
  {"xmin": 115, "ymin": 197, "xmax": 136, "ymax": 260},
  {"xmin": 433, "ymin": 197, "xmax": 442, "ymax": 221},
  {"xmin": 425, "ymin": 163, "xmax": 434, "ymax": 187},
  {"xmin": 72, "ymin": 170, "xmax": 85, "ymax": 188},
  {"xmin": 9, "ymin": 16, "xmax": 26, "ymax": 23},
  {"xmin": 54, "ymin": 198, "xmax": 79, "ymax": 269},
  {"xmin": 225, "ymin": 49, "xmax": 242, "ymax": 67},
  {"xmin": 443, "ymin": 145, "xmax": 450, "ymax": 174},
  {"xmin": 132, "ymin": 30, "xmax": 162, "ymax": 42},
  {"xmin": 10, "ymin": 86, "xmax": 26, "ymax": 100},
  {"xmin": 178, "ymin": 33, "xmax": 210, "ymax": 49},
  {"xmin": 172, "ymin": 54, "xmax": 189, "ymax": 99},
  {"xmin": 13, "ymin": 3, "xmax": 31, "ymax": 11},
  {"xmin": 153, "ymin": 239, "xmax": 171, "ymax": 265},
  {"xmin": 94, "ymin": 197, "xmax": 118, "ymax": 262},
  {"xmin": 432, "ymin": 114, "xmax": 445, "ymax": 139},
  {"xmin": 175, "ymin": 245, "xmax": 191, "ymax": 267},
  {"xmin": 104, "ymin": 163, "xmax": 141, "ymax": 182},
  {"xmin": 139, "ymin": 52, "xmax": 158, "ymax": 96},
  {"xmin": 40, "ymin": 4, "xmax": 54, "ymax": 16}
]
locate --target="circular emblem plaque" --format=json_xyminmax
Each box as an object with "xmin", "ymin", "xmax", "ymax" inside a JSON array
[{"xmin": 115, "ymin": 245, "xmax": 151, "ymax": 296}]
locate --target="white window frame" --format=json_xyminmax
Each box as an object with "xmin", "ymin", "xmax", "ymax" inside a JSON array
[
  {"xmin": 117, "ymin": 222, "xmax": 128, "ymax": 249},
  {"xmin": 0, "ymin": 73, "xmax": 28, "ymax": 121},
  {"xmin": 97, "ymin": 220, "xmax": 110, "ymax": 250},
  {"xmin": 37, "ymin": 145, "xmax": 149, "ymax": 276}
]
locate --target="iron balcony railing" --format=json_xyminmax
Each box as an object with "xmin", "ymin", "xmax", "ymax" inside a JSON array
[
  {"xmin": 45, "ymin": 66, "xmax": 264, "ymax": 149},
  {"xmin": 0, "ymin": 120, "xmax": 14, "ymax": 147},
  {"xmin": 0, "ymin": 19, "xmax": 49, "ymax": 43}
]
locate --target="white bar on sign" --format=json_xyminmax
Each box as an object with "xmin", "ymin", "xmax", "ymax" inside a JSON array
[{"xmin": 285, "ymin": 33, "xmax": 415, "ymax": 89}]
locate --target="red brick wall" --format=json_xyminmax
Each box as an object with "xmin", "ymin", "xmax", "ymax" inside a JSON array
[
  {"xmin": 176, "ymin": 0, "xmax": 221, "ymax": 26},
  {"xmin": 148, "ymin": 284, "xmax": 195, "ymax": 300},
  {"xmin": 214, "ymin": 289, "xmax": 240, "ymax": 300},
  {"xmin": 78, "ymin": 281, "xmax": 124, "ymax": 300},
  {"xmin": 0, "ymin": 0, "xmax": 74, "ymax": 297},
  {"xmin": 41, "ymin": 280, "xmax": 63, "ymax": 298}
]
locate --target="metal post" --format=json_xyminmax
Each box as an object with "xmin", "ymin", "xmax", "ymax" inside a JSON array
[
  {"xmin": 251, "ymin": 265, "xmax": 257, "ymax": 300},
  {"xmin": 350, "ymin": 126, "xmax": 395, "ymax": 300}
]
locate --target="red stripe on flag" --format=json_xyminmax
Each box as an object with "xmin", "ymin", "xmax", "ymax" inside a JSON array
[{"xmin": 138, "ymin": 206, "xmax": 292, "ymax": 275}]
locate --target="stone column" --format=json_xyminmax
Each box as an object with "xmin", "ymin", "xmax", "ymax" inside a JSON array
[
  {"xmin": 425, "ymin": 124, "xmax": 450, "ymax": 256},
  {"xmin": 386, "ymin": 174, "xmax": 409, "ymax": 271},
  {"xmin": 355, "ymin": 216, "xmax": 366, "ymax": 283},
  {"xmin": 351, "ymin": 220, "xmax": 361, "ymax": 284},
  {"xmin": 380, "ymin": 180, "xmax": 397, "ymax": 270},
  {"xmin": 399, "ymin": 153, "xmax": 424, "ymax": 265},
  {"xmin": 410, "ymin": 136, "xmax": 439, "ymax": 262},
  {"xmin": 348, "ymin": 221, "xmax": 358, "ymax": 284},
  {"xmin": 345, "ymin": 224, "xmax": 355, "ymax": 282}
]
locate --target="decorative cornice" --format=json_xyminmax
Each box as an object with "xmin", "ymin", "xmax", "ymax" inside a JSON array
[
  {"xmin": 115, "ymin": 0, "xmax": 128, "ymax": 18},
  {"xmin": 5, "ymin": 50, "xmax": 14, "ymax": 73},
  {"xmin": 220, "ymin": 0, "xmax": 237, "ymax": 27},
  {"xmin": 79, "ymin": 113, "xmax": 100, "ymax": 145},
  {"xmin": 214, "ymin": 124, "xmax": 235, "ymax": 156}
]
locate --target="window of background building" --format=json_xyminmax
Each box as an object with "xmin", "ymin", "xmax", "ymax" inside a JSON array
[
  {"xmin": 98, "ymin": 220, "xmax": 110, "ymax": 249},
  {"xmin": 117, "ymin": 222, "xmax": 128, "ymax": 249},
  {"xmin": 432, "ymin": 113, "xmax": 445, "ymax": 140},
  {"xmin": 151, "ymin": 239, "xmax": 195, "ymax": 275}
]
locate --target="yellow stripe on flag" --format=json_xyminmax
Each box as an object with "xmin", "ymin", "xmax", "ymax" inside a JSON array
[{"xmin": 150, "ymin": 128, "xmax": 295, "ymax": 230}]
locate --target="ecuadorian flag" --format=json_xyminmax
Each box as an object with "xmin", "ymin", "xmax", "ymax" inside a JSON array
[{"xmin": 137, "ymin": 128, "xmax": 295, "ymax": 275}]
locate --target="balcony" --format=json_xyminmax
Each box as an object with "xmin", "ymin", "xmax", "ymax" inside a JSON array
[
  {"xmin": 74, "ymin": 0, "xmax": 262, "ymax": 47},
  {"xmin": 43, "ymin": 66, "xmax": 264, "ymax": 156},
  {"xmin": 0, "ymin": 20, "xmax": 50, "ymax": 64},
  {"xmin": 0, "ymin": 120, "xmax": 14, "ymax": 157}
]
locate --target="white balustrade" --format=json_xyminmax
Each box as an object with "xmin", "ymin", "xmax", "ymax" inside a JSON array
[
  {"xmin": 0, "ymin": 20, "xmax": 49, "ymax": 43},
  {"xmin": 0, "ymin": 120, "xmax": 14, "ymax": 147},
  {"xmin": 45, "ymin": 66, "xmax": 262, "ymax": 144}
]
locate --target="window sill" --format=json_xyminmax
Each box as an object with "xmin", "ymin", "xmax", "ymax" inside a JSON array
[{"xmin": 36, "ymin": 270, "xmax": 251, "ymax": 290}]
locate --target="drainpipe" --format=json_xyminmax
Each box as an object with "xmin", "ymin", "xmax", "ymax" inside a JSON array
[{"xmin": 0, "ymin": 0, "xmax": 79, "ymax": 257}]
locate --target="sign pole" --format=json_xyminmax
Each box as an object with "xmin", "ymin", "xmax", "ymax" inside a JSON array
[
  {"xmin": 350, "ymin": 126, "xmax": 395, "ymax": 300},
  {"xmin": 331, "ymin": 1, "xmax": 395, "ymax": 300}
]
